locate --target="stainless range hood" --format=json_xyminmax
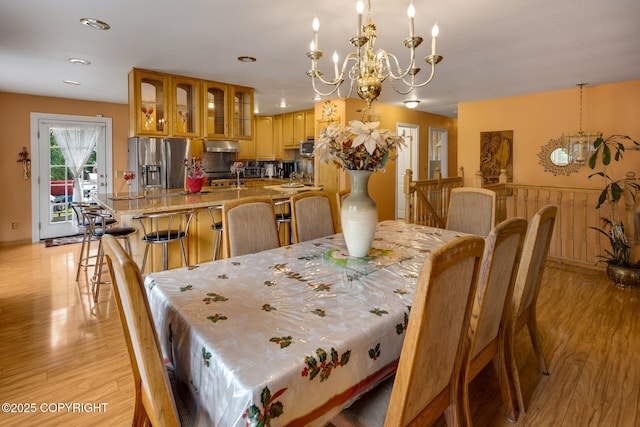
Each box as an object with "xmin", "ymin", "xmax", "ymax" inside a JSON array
[{"xmin": 204, "ymin": 140, "xmax": 240, "ymax": 153}]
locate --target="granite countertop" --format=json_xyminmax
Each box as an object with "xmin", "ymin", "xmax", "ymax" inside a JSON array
[{"xmin": 94, "ymin": 184, "xmax": 322, "ymax": 215}]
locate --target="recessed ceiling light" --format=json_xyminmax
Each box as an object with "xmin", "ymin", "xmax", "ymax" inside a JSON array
[
  {"xmin": 279, "ymin": 99, "xmax": 288, "ymax": 108},
  {"xmin": 80, "ymin": 18, "xmax": 111, "ymax": 30},
  {"xmin": 69, "ymin": 58, "xmax": 91, "ymax": 65},
  {"xmin": 237, "ymin": 56, "xmax": 257, "ymax": 63},
  {"xmin": 63, "ymin": 80, "xmax": 81, "ymax": 85},
  {"xmin": 313, "ymin": 94, "xmax": 322, "ymax": 101}
]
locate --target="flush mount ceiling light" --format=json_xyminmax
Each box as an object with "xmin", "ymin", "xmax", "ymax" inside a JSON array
[
  {"xmin": 80, "ymin": 18, "xmax": 111, "ymax": 30},
  {"xmin": 68, "ymin": 58, "xmax": 90, "ymax": 65},
  {"xmin": 307, "ymin": 0, "xmax": 442, "ymax": 109},
  {"xmin": 63, "ymin": 80, "xmax": 81, "ymax": 85},
  {"xmin": 237, "ymin": 56, "xmax": 257, "ymax": 63},
  {"xmin": 404, "ymin": 99, "xmax": 420, "ymax": 109}
]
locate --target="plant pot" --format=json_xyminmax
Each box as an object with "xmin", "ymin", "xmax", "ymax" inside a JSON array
[
  {"xmin": 186, "ymin": 176, "xmax": 206, "ymax": 193},
  {"xmin": 341, "ymin": 170, "xmax": 378, "ymax": 258},
  {"xmin": 606, "ymin": 262, "xmax": 640, "ymax": 288}
]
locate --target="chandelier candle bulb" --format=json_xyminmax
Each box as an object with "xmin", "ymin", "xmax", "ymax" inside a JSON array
[
  {"xmin": 333, "ymin": 51, "xmax": 340, "ymax": 78},
  {"xmin": 357, "ymin": 1, "xmax": 364, "ymax": 36},
  {"xmin": 431, "ymin": 24, "xmax": 439, "ymax": 55},
  {"xmin": 313, "ymin": 17, "xmax": 319, "ymax": 52},
  {"xmin": 408, "ymin": 3, "xmax": 415, "ymax": 37}
]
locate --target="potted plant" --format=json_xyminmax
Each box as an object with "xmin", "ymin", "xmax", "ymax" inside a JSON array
[{"xmin": 588, "ymin": 133, "xmax": 640, "ymax": 287}]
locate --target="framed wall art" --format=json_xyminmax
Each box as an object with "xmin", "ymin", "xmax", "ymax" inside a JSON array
[{"xmin": 480, "ymin": 130, "xmax": 513, "ymax": 184}]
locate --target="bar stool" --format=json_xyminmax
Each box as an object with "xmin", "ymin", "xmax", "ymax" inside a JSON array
[
  {"xmin": 71, "ymin": 202, "xmax": 117, "ymax": 281},
  {"xmin": 134, "ymin": 210, "xmax": 195, "ymax": 273},
  {"xmin": 274, "ymin": 199, "xmax": 292, "ymax": 245},
  {"xmin": 83, "ymin": 209, "xmax": 137, "ymax": 302},
  {"xmin": 207, "ymin": 205, "xmax": 224, "ymax": 260}
]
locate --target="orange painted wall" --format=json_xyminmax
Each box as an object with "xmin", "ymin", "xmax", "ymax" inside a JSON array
[
  {"xmin": 343, "ymin": 98, "xmax": 458, "ymax": 221},
  {"xmin": 0, "ymin": 92, "xmax": 129, "ymax": 243},
  {"xmin": 458, "ymin": 80, "xmax": 640, "ymax": 188}
]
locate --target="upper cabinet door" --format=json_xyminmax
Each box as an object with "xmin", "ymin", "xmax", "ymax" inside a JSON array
[
  {"xmin": 171, "ymin": 76, "xmax": 200, "ymax": 138},
  {"xmin": 203, "ymin": 81, "xmax": 229, "ymax": 139},
  {"xmin": 129, "ymin": 69, "xmax": 169, "ymax": 137},
  {"xmin": 231, "ymin": 85, "xmax": 254, "ymax": 140}
]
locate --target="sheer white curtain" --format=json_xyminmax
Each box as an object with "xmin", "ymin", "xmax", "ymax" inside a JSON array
[{"xmin": 51, "ymin": 124, "xmax": 104, "ymax": 202}]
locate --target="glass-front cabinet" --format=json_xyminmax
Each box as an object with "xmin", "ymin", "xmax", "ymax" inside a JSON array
[
  {"xmin": 129, "ymin": 68, "xmax": 254, "ymax": 140},
  {"xmin": 231, "ymin": 85, "xmax": 254, "ymax": 140},
  {"xmin": 129, "ymin": 69, "xmax": 169, "ymax": 137},
  {"xmin": 171, "ymin": 76, "xmax": 200, "ymax": 138},
  {"xmin": 203, "ymin": 81, "xmax": 229, "ymax": 139}
]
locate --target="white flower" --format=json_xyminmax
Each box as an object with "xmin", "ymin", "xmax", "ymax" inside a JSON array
[{"xmin": 350, "ymin": 120, "xmax": 381, "ymax": 155}]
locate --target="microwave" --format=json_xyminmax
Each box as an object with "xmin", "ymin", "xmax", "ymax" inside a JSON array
[{"xmin": 299, "ymin": 140, "xmax": 314, "ymax": 157}]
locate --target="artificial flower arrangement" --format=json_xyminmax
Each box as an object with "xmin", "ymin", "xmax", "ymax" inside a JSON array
[
  {"xmin": 314, "ymin": 120, "xmax": 406, "ymax": 171},
  {"xmin": 183, "ymin": 156, "xmax": 205, "ymax": 179}
]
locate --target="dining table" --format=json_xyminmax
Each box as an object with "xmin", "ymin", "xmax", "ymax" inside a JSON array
[{"xmin": 143, "ymin": 220, "xmax": 465, "ymax": 426}]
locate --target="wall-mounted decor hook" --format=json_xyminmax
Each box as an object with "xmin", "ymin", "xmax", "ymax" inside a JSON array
[{"xmin": 17, "ymin": 146, "xmax": 31, "ymax": 179}]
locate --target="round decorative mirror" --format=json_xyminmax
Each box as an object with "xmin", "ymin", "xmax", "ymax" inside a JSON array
[{"xmin": 537, "ymin": 137, "xmax": 583, "ymax": 176}]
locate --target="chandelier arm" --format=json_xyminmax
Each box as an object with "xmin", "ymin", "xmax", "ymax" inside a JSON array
[
  {"xmin": 311, "ymin": 78, "xmax": 343, "ymax": 97},
  {"xmin": 393, "ymin": 62, "xmax": 437, "ymax": 90},
  {"xmin": 314, "ymin": 53, "xmax": 359, "ymax": 86},
  {"xmin": 388, "ymin": 78, "xmax": 416, "ymax": 96},
  {"xmin": 382, "ymin": 49, "xmax": 417, "ymax": 81}
]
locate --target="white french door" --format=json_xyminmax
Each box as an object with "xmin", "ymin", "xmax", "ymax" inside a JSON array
[
  {"xmin": 395, "ymin": 124, "xmax": 419, "ymax": 220},
  {"xmin": 30, "ymin": 113, "xmax": 112, "ymax": 242}
]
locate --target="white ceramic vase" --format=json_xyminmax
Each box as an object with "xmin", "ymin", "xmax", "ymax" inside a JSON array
[{"xmin": 341, "ymin": 170, "xmax": 378, "ymax": 258}]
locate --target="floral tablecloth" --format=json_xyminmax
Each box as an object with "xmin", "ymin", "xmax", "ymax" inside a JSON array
[{"xmin": 144, "ymin": 221, "xmax": 464, "ymax": 426}]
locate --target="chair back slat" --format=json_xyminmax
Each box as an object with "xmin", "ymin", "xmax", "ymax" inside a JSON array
[
  {"xmin": 222, "ymin": 196, "xmax": 280, "ymax": 257},
  {"xmin": 385, "ymin": 235, "xmax": 485, "ymax": 426},
  {"xmin": 446, "ymin": 187, "xmax": 497, "ymax": 236},
  {"xmin": 102, "ymin": 234, "xmax": 181, "ymax": 427},
  {"xmin": 470, "ymin": 217, "xmax": 527, "ymax": 360},
  {"xmin": 291, "ymin": 191, "xmax": 335, "ymax": 243}
]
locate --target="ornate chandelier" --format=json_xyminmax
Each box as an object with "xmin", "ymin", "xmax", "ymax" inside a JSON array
[{"xmin": 306, "ymin": 0, "xmax": 442, "ymax": 109}]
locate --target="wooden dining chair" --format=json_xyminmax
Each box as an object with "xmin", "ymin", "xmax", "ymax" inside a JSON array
[
  {"xmin": 101, "ymin": 234, "xmax": 193, "ymax": 427},
  {"xmin": 506, "ymin": 204, "xmax": 557, "ymax": 414},
  {"xmin": 464, "ymin": 217, "xmax": 528, "ymax": 423},
  {"xmin": 446, "ymin": 187, "xmax": 496, "ymax": 236},
  {"xmin": 290, "ymin": 191, "xmax": 335, "ymax": 243},
  {"xmin": 333, "ymin": 234, "xmax": 486, "ymax": 427},
  {"xmin": 221, "ymin": 196, "xmax": 280, "ymax": 258}
]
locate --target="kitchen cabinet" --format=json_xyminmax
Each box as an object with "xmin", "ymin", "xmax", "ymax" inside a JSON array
[
  {"xmin": 128, "ymin": 69, "xmax": 169, "ymax": 137},
  {"xmin": 292, "ymin": 111, "xmax": 305, "ymax": 148},
  {"xmin": 171, "ymin": 76, "xmax": 200, "ymax": 138},
  {"xmin": 231, "ymin": 85, "xmax": 254, "ymax": 140},
  {"xmin": 255, "ymin": 116, "xmax": 274, "ymax": 160},
  {"xmin": 305, "ymin": 109, "xmax": 315, "ymax": 139},
  {"xmin": 273, "ymin": 115, "xmax": 284, "ymax": 159},
  {"xmin": 282, "ymin": 113, "xmax": 294, "ymax": 148},
  {"xmin": 203, "ymin": 80, "xmax": 229, "ymax": 139},
  {"xmin": 237, "ymin": 138, "xmax": 256, "ymax": 160}
]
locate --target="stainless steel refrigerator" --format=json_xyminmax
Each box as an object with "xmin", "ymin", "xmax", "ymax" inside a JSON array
[{"xmin": 127, "ymin": 137, "xmax": 191, "ymax": 192}]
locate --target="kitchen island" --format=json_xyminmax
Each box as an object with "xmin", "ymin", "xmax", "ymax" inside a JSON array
[{"xmin": 93, "ymin": 184, "xmax": 324, "ymax": 271}]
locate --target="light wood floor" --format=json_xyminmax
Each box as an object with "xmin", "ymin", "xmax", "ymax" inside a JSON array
[{"xmin": 0, "ymin": 241, "xmax": 638, "ymax": 426}]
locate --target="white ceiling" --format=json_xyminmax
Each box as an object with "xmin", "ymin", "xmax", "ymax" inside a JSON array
[{"xmin": 1, "ymin": 0, "xmax": 639, "ymax": 118}]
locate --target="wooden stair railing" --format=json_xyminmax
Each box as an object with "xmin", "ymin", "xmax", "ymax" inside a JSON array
[
  {"xmin": 403, "ymin": 167, "xmax": 464, "ymax": 227},
  {"xmin": 404, "ymin": 168, "xmax": 638, "ymax": 269}
]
